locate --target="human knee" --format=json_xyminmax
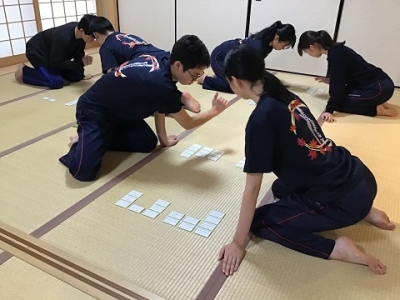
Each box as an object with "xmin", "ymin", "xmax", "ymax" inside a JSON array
[
  {"xmin": 143, "ymin": 134, "xmax": 158, "ymax": 152},
  {"xmin": 68, "ymin": 164, "xmax": 98, "ymax": 182},
  {"xmin": 47, "ymin": 77, "xmax": 64, "ymax": 89}
]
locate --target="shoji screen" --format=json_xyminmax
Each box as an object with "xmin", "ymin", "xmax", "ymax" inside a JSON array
[
  {"xmin": 338, "ymin": 0, "xmax": 400, "ymax": 86},
  {"xmin": 0, "ymin": 0, "xmax": 38, "ymax": 58},
  {"xmin": 249, "ymin": 0, "xmax": 341, "ymax": 76},
  {"xmin": 38, "ymin": 0, "xmax": 97, "ymax": 31}
]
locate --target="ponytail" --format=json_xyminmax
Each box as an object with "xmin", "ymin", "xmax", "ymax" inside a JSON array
[
  {"xmin": 249, "ymin": 21, "xmax": 296, "ymax": 55},
  {"xmin": 297, "ymin": 30, "xmax": 345, "ymax": 56},
  {"xmin": 261, "ymin": 71, "xmax": 292, "ymax": 104}
]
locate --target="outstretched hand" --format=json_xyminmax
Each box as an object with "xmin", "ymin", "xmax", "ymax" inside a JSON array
[
  {"xmin": 212, "ymin": 92, "xmax": 228, "ymax": 114},
  {"xmin": 218, "ymin": 242, "xmax": 245, "ymax": 277},
  {"xmin": 315, "ymin": 77, "xmax": 329, "ymax": 84}
]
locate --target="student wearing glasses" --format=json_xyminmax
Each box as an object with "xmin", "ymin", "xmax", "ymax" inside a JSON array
[
  {"xmin": 59, "ymin": 35, "xmax": 228, "ymax": 181},
  {"xmin": 197, "ymin": 21, "xmax": 296, "ymax": 93},
  {"xmin": 88, "ymin": 16, "xmax": 201, "ymax": 113}
]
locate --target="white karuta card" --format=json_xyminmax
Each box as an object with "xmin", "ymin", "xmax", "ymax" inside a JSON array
[
  {"xmin": 235, "ymin": 162, "xmax": 245, "ymax": 168},
  {"xmin": 149, "ymin": 204, "xmax": 166, "ymax": 213},
  {"xmin": 180, "ymin": 151, "xmax": 193, "ymax": 158},
  {"xmin": 209, "ymin": 210, "xmax": 225, "ymax": 219},
  {"xmin": 163, "ymin": 216, "xmax": 180, "ymax": 226},
  {"xmin": 182, "ymin": 216, "xmax": 199, "ymax": 226},
  {"xmin": 317, "ymin": 88, "xmax": 325, "ymax": 93},
  {"xmin": 142, "ymin": 209, "xmax": 159, "ymax": 219},
  {"xmin": 190, "ymin": 144, "xmax": 202, "ymax": 150},
  {"xmin": 204, "ymin": 215, "xmax": 222, "ymax": 225},
  {"xmin": 249, "ymin": 100, "xmax": 256, "ymax": 106},
  {"xmin": 122, "ymin": 195, "xmax": 137, "ymax": 203},
  {"xmin": 155, "ymin": 199, "xmax": 170, "ymax": 208},
  {"xmin": 207, "ymin": 156, "xmax": 220, "ymax": 162},
  {"xmin": 188, "ymin": 146, "xmax": 202, "ymax": 152},
  {"xmin": 115, "ymin": 199, "xmax": 131, "ymax": 208},
  {"xmin": 199, "ymin": 221, "xmax": 217, "ymax": 231},
  {"xmin": 195, "ymin": 227, "xmax": 212, "ymax": 237},
  {"xmin": 43, "ymin": 97, "xmax": 50, "ymax": 100},
  {"xmin": 128, "ymin": 190, "xmax": 143, "ymax": 198},
  {"xmin": 128, "ymin": 204, "xmax": 145, "ymax": 213},
  {"xmin": 306, "ymin": 87, "xmax": 317, "ymax": 94},
  {"xmin": 195, "ymin": 151, "xmax": 209, "ymax": 158},
  {"xmin": 48, "ymin": 98, "xmax": 56, "ymax": 102},
  {"xmin": 178, "ymin": 222, "xmax": 196, "ymax": 232},
  {"xmin": 169, "ymin": 211, "xmax": 184, "ymax": 220}
]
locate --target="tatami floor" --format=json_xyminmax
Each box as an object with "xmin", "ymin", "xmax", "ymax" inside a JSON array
[{"xmin": 0, "ymin": 50, "xmax": 399, "ymax": 300}]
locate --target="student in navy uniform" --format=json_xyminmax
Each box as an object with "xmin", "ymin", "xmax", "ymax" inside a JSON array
[
  {"xmin": 88, "ymin": 16, "xmax": 201, "ymax": 113},
  {"xmin": 14, "ymin": 15, "xmax": 96, "ymax": 89},
  {"xmin": 60, "ymin": 35, "xmax": 228, "ymax": 182},
  {"xmin": 218, "ymin": 45, "xmax": 395, "ymax": 277},
  {"xmin": 298, "ymin": 30, "xmax": 398, "ymax": 121},
  {"xmin": 197, "ymin": 21, "xmax": 296, "ymax": 93}
]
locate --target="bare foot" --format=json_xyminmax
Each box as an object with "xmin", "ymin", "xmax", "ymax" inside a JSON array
[
  {"xmin": 68, "ymin": 135, "xmax": 79, "ymax": 148},
  {"xmin": 181, "ymin": 92, "xmax": 201, "ymax": 113},
  {"xmin": 83, "ymin": 74, "xmax": 92, "ymax": 80},
  {"xmin": 14, "ymin": 63, "xmax": 25, "ymax": 84},
  {"xmin": 376, "ymin": 103, "xmax": 398, "ymax": 117},
  {"xmin": 330, "ymin": 236, "xmax": 387, "ymax": 274},
  {"xmin": 197, "ymin": 73, "xmax": 206, "ymax": 85},
  {"xmin": 364, "ymin": 207, "xmax": 396, "ymax": 230}
]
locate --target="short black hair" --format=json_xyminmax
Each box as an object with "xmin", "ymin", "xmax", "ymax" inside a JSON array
[
  {"xmin": 89, "ymin": 16, "xmax": 115, "ymax": 36},
  {"xmin": 77, "ymin": 14, "xmax": 96, "ymax": 35},
  {"xmin": 170, "ymin": 35, "xmax": 210, "ymax": 70}
]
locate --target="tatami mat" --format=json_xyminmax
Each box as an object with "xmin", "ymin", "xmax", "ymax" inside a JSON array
[
  {"xmin": 0, "ymin": 79, "xmax": 97, "ymax": 153},
  {"xmin": 0, "ymin": 49, "xmax": 101, "ymax": 104},
  {"xmin": 0, "ymin": 113, "xmax": 184, "ymax": 234},
  {"xmin": 37, "ymin": 99, "xmax": 275, "ymax": 300},
  {"xmin": 215, "ymin": 89, "xmax": 400, "ymax": 300},
  {"xmin": 1, "ymin": 57, "xmax": 398, "ymax": 300},
  {"xmin": 0, "ymin": 258, "xmax": 94, "ymax": 300}
]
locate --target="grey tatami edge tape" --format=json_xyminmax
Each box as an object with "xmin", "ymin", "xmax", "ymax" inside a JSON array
[
  {"xmin": 0, "ymin": 95, "xmax": 241, "ymax": 266},
  {"xmin": 0, "ymin": 72, "xmax": 102, "ymax": 107},
  {"xmin": 0, "ymin": 122, "xmax": 76, "ymax": 158},
  {"xmin": 195, "ymin": 189, "xmax": 274, "ymax": 300},
  {"xmin": 196, "ymin": 108, "xmax": 327, "ymax": 300}
]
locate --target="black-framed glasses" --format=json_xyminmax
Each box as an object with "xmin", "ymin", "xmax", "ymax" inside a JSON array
[{"xmin": 187, "ymin": 69, "xmax": 204, "ymax": 80}]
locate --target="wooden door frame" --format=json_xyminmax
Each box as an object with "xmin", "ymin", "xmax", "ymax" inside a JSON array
[{"xmin": 0, "ymin": 0, "xmax": 119, "ymax": 68}]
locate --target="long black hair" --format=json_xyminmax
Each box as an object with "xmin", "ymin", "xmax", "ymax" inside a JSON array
[
  {"xmin": 224, "ymin": 44, "xmax": 293, "ymax": 104},
  {"xmin": 297, "ymin": 30, "xmax": 345, "ymax": 56},
  {"xmin": 249, "ymin": 21, "xmax": 296, "ymax": 56}
]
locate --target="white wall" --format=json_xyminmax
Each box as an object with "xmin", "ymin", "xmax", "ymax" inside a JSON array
[
  {"xmin": 118, "ymin": 0, "xmax": 175, "ymax": 51},
  {"xmin": 249, "ymin": 0, "xmax": 341, "ymax": 76},
  {"xmin": 338, "ymin": 0, "xmax": 400, "ymax": 86},
  {"xmin": 176, "ymin": 0, "xmax": 248, "ymax": 53}
]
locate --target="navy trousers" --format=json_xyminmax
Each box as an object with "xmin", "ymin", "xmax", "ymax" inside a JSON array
[
  {"xmin": 23, "ymin": 49, "xmax": 85, "ymax": 89},
  {"xmin": 59, "ymin": 108, "xmax": 158, "ymax": 181},
  {"xmin": 251, "ymin": 167, "xmax": 377, "ymax": 259},
  {"xmin": 202, "ymin": 42, "xmax": 234, "ymax": 94},
  {"xmin": 337, "ymin": 77, "xmax": 395, "ymax": 116}
]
